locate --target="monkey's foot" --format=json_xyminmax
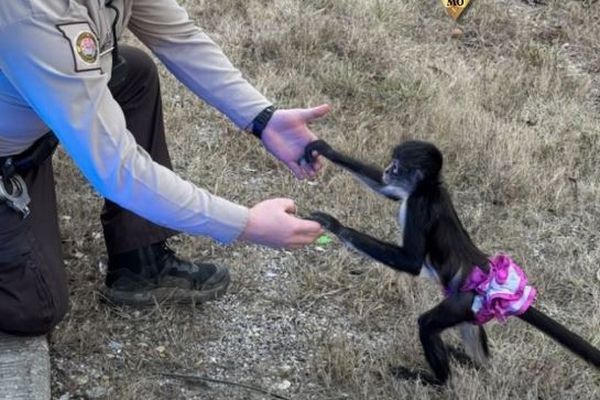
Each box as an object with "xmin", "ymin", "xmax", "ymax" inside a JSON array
[
  {"xmin": 389, "ymin": 365, "xmax": 442, "ymax": 386},
  {"xmin": 447, "ymin": 346, "xmax": 477, "ymax": 368}
]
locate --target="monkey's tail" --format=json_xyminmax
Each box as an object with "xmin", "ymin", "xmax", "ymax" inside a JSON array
[{"xmin": 518, "ymin": 307, "xmax": 600, "ymax": 368}]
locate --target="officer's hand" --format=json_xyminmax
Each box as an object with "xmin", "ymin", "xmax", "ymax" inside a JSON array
[
  {"xmin": 261, "ymin": 104, "xmax": 331, "ymax": 180},
  {"xmin": 238, "ymin": 198, "xmax": 324, "ymax": 249}
]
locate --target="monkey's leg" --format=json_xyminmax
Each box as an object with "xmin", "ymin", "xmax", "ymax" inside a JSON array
[
  {"xmin": 445, "ymin": 345, "xmax": 478, "ymax": 368},
  {"xmin": 393, "ymin": 294, "xmax": 475, "ymax": 385},
  {"xmin": 419, "ymin": 295, "xmax": 475, "ymax": 384},
  {"xmin": 457, "ymin": 323, "xmax": 490, "ymax": 366}
]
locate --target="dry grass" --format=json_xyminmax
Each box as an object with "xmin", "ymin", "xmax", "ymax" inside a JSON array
[{"xmin": 50, "ymin": 0, "xmax": 600, "ymax": 399}]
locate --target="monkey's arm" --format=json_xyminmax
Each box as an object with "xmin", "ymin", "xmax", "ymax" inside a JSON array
[
  {"xmin": 304, "ymin": 140, "xmax": 401, "ymax": 201},
  {"xmin": 308, "ymin": 212, "xmax": 424, "ymax": 275}
]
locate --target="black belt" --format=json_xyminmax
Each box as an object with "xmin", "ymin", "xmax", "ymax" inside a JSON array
[
  {"xmin": 0, "ymin": 132, "xmax": 58, "ymax": 218},
  {"xmin": 0, "ymin": 132, "xmax": 59, "ymax": 180}
]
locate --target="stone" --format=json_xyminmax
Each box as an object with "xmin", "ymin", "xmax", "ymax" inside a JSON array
[{"xmin": 0, "ymin": 332, "xmax": 51, "ymax": 400}]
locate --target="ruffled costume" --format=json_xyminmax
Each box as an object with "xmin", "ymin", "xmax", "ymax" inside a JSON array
[{"xmin": 449, "ymin": 255, "xmax": 537, "ymax": 325}]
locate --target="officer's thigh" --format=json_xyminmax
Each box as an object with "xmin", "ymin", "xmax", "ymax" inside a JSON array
[
  {"xmin": 109, "ymin": 45, "xmax": 160, "ymax": 110},
  {"xmin": 0, "ymin": 157, "xmax": 68, "ymax": 336}
]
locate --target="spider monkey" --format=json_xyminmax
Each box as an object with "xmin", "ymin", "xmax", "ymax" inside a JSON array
[{"xmin": 304, "ymin": 139, "xmax": 600, "ymax": 385}]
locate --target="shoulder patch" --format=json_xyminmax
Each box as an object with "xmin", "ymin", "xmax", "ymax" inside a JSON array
[{"xmin": 56, "ymin": 23, "xmax": 101, "ymax": 72}]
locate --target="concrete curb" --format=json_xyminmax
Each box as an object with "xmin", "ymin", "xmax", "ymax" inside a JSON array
[{"xmin": 0, "ymin": 332, "xmax": 51, "ymax": 400}]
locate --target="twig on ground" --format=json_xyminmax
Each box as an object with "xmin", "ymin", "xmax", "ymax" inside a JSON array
[
  {"xmin": 161, "ymin": 372, "xmax": 292, "ymax": 400},
  {"xmin": 300, "ymin": 288, "xmax": 349, "ymax": 310}
]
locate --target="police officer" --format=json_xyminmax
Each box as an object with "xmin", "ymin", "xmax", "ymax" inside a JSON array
[{"xmin": 0, "ymin": 0, "xmax": 327, "ymax": 335}]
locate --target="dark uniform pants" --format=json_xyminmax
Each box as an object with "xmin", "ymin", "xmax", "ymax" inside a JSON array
[{"xmin": 0, "ymin": 46, "xmax": 175, "ymax": 336}]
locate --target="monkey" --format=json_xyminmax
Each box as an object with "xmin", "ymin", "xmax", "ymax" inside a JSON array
[{"xmin": 303, "ymin": 139, "xmax": 600, "ymax": 385}]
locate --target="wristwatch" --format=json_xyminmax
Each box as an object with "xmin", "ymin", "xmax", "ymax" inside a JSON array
[{"xmin": 249, "ymin": 105, "xmax": 276, "ymax": 139}]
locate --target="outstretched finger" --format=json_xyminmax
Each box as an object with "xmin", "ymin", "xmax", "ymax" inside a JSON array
[
  {"xmin": 300, "ymin": 104, "xmax": 331, "ymax": 122},
  {"xmin": 296, "ymin": 219, "xmax": 325, "ymax": 235},
  {"xmin": 285, "ymin": 242, "xmax": 305, "ymax": 250},
  {"xmin": 287, "ymin": 235, "xmax": 320, "ymax": 249}
]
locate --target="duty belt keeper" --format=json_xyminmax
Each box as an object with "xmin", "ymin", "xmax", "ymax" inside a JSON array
[{"xmin": 0, "ymin": 132, "xmax": 59, "ymax": 218}]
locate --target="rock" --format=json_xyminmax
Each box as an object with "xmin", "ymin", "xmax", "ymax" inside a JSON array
[
  {"xmin": 85, "ymin": 386, "xmax": 109, "ymax": 399},
  {"xmin": 279, "ymin": 364, "xmax": 293, "ymax": 378},
  {"xmin": 274, "ymin": 380, "xmax": 292, "ymax": 391},
  {"xmin": 451, "ymin": 27, "xmax": 463, "ymax": 39},
  {"xmin": 0, "ymin": 332, "xmax": 51, "ymax": 400},
  {"xmin": 108, "ymin": 340, "xmax": 123, "ymax": 354},
  {"xmin": 74, "ymin": 375, "xmax": 89, "ymax": 386}
]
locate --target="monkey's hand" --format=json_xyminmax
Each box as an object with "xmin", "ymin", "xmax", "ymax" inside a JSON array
[
  {"xmin": 304, "ymin": 140, "xmax": 334, "ymax": 164},
  {"xmin": 306, "ymin": 211, "xmax": 343, "ymax": 234}
]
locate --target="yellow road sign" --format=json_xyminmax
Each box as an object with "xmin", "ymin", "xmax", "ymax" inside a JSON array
[{"xmin": 441, "ymin": 0, "xmax": 472, "ymax": 21}]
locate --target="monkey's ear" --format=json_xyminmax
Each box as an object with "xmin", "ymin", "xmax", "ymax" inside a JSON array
[{"xmin": 413, "ymin": 169, "xmax": 425, "ymax": 183}]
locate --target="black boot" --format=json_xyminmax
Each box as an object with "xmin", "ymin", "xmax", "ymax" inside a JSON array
[{"xmin": 101, "ymin": 242, "xmax": 230, "ymax": 306}]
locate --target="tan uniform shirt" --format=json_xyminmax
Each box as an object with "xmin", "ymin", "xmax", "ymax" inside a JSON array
[{"xmin": 0, "ymin": 0, "xmax": 273, "ymax": 243}]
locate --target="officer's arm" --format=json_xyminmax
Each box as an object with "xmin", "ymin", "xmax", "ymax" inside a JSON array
[
  {"xmin": 127, "ymin": 0, "xmax": 272, "ymax": 130},
  {"xmin": 0, "ymin": 15, "xmax": 249, "ymax": 244}
]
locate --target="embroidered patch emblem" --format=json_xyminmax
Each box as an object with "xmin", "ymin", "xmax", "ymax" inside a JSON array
[
  {"xmin": 75, "ymin": 31, "xmax": 99, "ymax": 64},
  {"xmin": 56, "ymin": 22, "xmax": 101, "ymax": 72}
]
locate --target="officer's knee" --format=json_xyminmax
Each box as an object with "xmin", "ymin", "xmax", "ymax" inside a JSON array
[
  {"xmin": 0, "ymin": 299, "xmax": 66, "ymax": 336},
  {"xmin": 119, "ymin": 45, "xmax": 159, "ymax": 84},
  {"xmin": 48, "ymin": 277, "xmax": 69, "ymax": 331},
  {"xmin": 0, "ymin": 262, "xmax": 69, "ymax": 337}
]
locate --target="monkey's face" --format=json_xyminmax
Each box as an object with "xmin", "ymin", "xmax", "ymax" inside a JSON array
[
  {"xmin": 392, "ymin": 141, "xmax": 442, "ymax": 176},
  {"xmin": 382, "ymin": 158, "xmax": 418, "ymax": 197},
  {"xmin": 383, "ymin": 159, "xmax": 402, "ymax": 184},
  {"xmin": 387, "ymin": 141, "xmax": 443, "ymax": 190}
]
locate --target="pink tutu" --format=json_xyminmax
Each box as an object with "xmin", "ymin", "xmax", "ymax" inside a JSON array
[{"xmin": 458, "ymin": 255, "xmax": 537, "ymax": 325}]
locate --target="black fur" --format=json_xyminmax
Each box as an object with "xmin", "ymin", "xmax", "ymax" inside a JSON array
[{"xmin": 305, "ymin": 139, "xmax": 600, "ymax": 384}]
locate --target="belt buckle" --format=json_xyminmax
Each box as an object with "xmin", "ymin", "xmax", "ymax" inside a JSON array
[{"xmin": 0, "ymin": 174, "xmax": 31, "ymax": 218}]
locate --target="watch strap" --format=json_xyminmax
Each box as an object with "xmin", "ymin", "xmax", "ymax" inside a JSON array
[{"xmin": 250, "ymin": 106, "xmax": 276, "ymax": 139}]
